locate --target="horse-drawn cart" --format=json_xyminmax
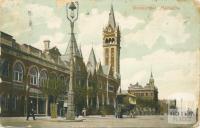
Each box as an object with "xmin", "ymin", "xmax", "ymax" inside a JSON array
[{"xmin": 115, "ymin": 93, "xmax": 136, "ymax": 118}]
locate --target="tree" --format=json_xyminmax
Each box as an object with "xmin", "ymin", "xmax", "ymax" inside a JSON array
[{"xmin": 41, "ymin": 75, "xmax": 66, "ymax": 118}]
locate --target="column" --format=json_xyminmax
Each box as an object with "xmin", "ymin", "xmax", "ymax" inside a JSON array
[
  {"xmin": 102, "ymin": 93, "xmax": 104, "ymax": 106},
  {"xmin": 36, "ymin": 94, "xmax": 38, "ymax": 114},
  {"xmin": 113, "ymin": 97, "xmax": 116, "ymax": 108},
  {"xmin": 0, "ymin": 95, "xmax": 1, "ymax": 114},
  {"xmin": 45, "ymin": 96, "xmax": 48, "ymax": 116},
  {"xmin": 86, "ymin": 78, "xmax": 89, "ymax": 107},
  {"xmin": 106, "ymin": 78, "xmax": 109, "ymax": 105},
  {"xmin": 96, "ymin": 94, "xmax": 99, "ymax": 109}
]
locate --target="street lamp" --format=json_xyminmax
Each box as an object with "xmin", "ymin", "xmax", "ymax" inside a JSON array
[
  {"xmin": 26, "ymin": 83, "xmax": 30, "ymax": 116},
  {"xmin": 65, "ymin": 1, "xmax": 79, "ymax": 120}
]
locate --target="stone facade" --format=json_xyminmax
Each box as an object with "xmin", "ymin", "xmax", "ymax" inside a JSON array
[
  {"xmin": 0, "ymin": 5, "xmax": 120, "ymax": 116},
  {"xmin": 128, "ymin": 72, "xmax": 159, "ymax": 115}
]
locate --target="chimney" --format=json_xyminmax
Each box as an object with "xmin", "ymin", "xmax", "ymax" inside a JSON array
[{"xmin": 43, "ymin": 40, "xmax": 50, "ymax": 51}]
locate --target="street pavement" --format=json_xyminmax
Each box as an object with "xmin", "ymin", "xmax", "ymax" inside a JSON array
[{"xmin": 0, "ymin": 115, "xmax": 194, "ymax": 128}]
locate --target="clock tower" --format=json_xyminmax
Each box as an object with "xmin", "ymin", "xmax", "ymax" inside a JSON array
[{"xmin": 103, "ymin": 5, "xmax": 121, "ymax": 76}]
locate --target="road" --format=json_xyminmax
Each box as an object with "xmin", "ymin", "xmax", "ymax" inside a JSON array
[{"xmin": 0, "ymin": 115, "xmax": 194, "ymax": 128}]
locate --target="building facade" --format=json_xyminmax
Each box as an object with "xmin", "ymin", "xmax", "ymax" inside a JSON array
[
  {"xmin": 128, "ymin": 72, "xmax": 159, "ymax": 115},
  {"xmin": 0, "ymin": 5, "xmax": 121, "ymax": 116}
]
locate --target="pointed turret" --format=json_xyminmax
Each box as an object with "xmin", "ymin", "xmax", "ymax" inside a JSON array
[
  {"xmin": 64, "ymin": 34, "xmax": 81, "ymax": 61},
  {"xmin": 87, "ymin": 48, "xmax": 97, "ymax": 67},
  {"xmin": 149, "ymin": 69, "xmax": 154, "ymax": 86},
  {"xmin": 151, "ymin": 71, "xmax": 153, "ymax": 78},
  {"xmin": 108, "ymin": 4, "xmax": 116, "ymax": 29},
  {"xmin": 87, "ymin": 48, "xmax": 97, "ymax": 75},
  {"xmin": 79, "ymin": 44, "xmax": 83, "ymax": 57}
]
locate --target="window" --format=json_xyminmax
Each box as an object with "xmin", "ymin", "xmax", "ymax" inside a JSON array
[
  {"xmin": 111, "ymin": 48, "xmax": 114, "ymax": 72},
  {"xmin": 59, "ymin": 75, "xmax": 65, "ymax": 85},
  {"xmin": 30, "ymin": 67, "xmax": 38, "ymax": 85},
  {"xmin": 12, "ymin": 96, "xmax": 17, "ymax": 110},
  {"xmin": 108, "ymin": 85, "xmax": 114, "ymax": 92},
  {"xmin": 2, "ymin": 60, "xmax": 9, "ymax": 77},
  {"xmin": 13, "ymin": 62, "xmax": 23, "ymax": 82},
  {"xmin": 99, "ymin": 83, "xmax": 102, "ymax": 89},
  {"xmin": 40, "ymin": 71, "xmax": 48, "ymax": 87},
  {"xmin": 105, "ymin": 48, "xmax": 109, "ymax": 65}
]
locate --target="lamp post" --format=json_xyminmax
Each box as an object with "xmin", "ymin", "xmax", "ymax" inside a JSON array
[
  {"xmin": 26, "ymin": 83, "xmax": 30, "ymax": 116},
  {"xmin": 65, "ymin": 1, "xmax": 79, "ymax": 120}
]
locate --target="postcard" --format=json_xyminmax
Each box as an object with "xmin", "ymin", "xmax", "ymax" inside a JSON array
[{"xmin": 0, "ymin": 0, "xmax": 199, "ymax": 128}]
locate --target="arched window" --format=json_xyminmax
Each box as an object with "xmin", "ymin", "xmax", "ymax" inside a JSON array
[
  {"xmin": 29, "ymin": 67, "xmax": 38, "ymax": 85},
  {"xmin": 112, "ymin": 38, "xmax": 114, "ymax": 43},
  {"xmin": 13, "ymin": 62, "xmax": 24, "ymax": 82},
  {"xmin": 40, "ymin": 70, "xmax": 48, "ymax": 87},
  {"xmin": 105, "ymin": 38, "xmax": 109, "ymax": 43}
]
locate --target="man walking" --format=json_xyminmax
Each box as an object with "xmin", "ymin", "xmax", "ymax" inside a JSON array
[{"xmin": 26, "ymin": 100, "xmax": 36, "ymax": 120}]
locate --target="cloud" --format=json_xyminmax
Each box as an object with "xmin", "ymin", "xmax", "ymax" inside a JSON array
[
  {"xmin": 26, "ymin": 4, "xmax": 62, "ymax": 29},
  {"xmin": 77, "ymin": 8, "xmax": 143, "ymax": 45},
  {"xmin": 0, "ymin": 0, "xmax": 28, "ymax": 37},
  {"xmin": 32, "ymin": 32, "xmax": 65, "ymax": 51},
  {"xmin": 121, "ymin": 50, "xmax": 198, "ymax": 99},
  {"xmin": 56, "ymin": 0, "xmax": 72, "ymax": 7},
  {"xmin": 124, "ymin": 8, "xmax": 190, "ymax": 48},
  {"xmin": 0, "ymin": 0, "xmax": 22, "ymax": 9},
  {"xmin": 81, "ymin": 43, "xmax": 103, "ymax": 63}
]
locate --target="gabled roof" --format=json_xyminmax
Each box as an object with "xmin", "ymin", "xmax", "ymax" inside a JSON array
[
  {"xmin": 87, "ymin": 48, "xmax": 97, "ymax": 67},
  {"xmin": 108, "ymin": 4, "xmax": 116, "ymax": 29},
  {"xmin": 129, "ymin": 82, "xmax": 143, "ymax": 89},
  {"xmin": 63, "ymin": 33, "xmax": 81, "ymax": 61},
  {"xmin": 96, "ymin": 62, "xmax": 103, "ymax": 75},
  {"xmin": 87, "ymin": 48, "xmax": 97, "ymax": 76},
  {"xmin": 49, "ymin": 46, "xmax": 61, "ymax": 56}
]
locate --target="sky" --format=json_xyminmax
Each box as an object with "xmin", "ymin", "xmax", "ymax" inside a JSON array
[{"xmin": 0, "ymin": 0, "xmax": 200, "ymax": 104}]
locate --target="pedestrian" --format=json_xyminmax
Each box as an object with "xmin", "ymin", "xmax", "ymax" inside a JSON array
[
  {"xmin": 82, "ymin": 108, "xmax": 86, "ymax": 117},
  {"xmin": 26, "ymin": 100, "xmax": 36, "ymax": 120}
]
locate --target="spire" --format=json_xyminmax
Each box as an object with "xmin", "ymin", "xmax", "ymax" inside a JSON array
[
  {"xmin": 108, "ymin": 4, "xmax": 116, "ymax": 29},
  {"xmin": 150, "ymin": 66, "xmax": 153, "ymax": 78},
  {"xmin": 149, "ymin": 68, "xmax": 154, "ymax": 86},
  {"xmin": 88, "ymin": 48, "xmax": 97, "ymax": 67},
  {"xmin": 64, "ymin": 34, "xmax": 81, "ymax": 61},
  {"xmin": 79, "ymin": 44, "xmax": 83, "ymax": 57},
  {"xmin": 87, "ymin": 48, "xmax": 97, "ymax": 75}
]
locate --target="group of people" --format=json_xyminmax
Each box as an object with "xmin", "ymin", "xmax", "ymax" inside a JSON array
[{"xmin": 26, "ymin": 101, "xmax": 87, "ymax": 120}]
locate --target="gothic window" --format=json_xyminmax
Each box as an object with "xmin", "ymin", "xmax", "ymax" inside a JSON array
[
  {"xmin": 13, "ymin": 62, "xmax": 24, "ymax": 82},
  {"xmin": 29, "ymin": 67, "xmax": 38, "ymax": 85},
  {"xmin": 108, "ymin": 85, "xmax": 114, "ymax": 92},
  {"xmin": 40, "ymin": 70, "xmax": 48, "ymax": 87},
  {"xmin": 111, "ymin": 48, "xmax": 114, "ymax": 71},
  {"xmin": 111, "ymin": 38, "xmax": 114, "ymax": 44},
  {"xmin": 99, "ymin": 83, "xmax": 102, "ymax": 89},
  {"xmin": 105, "ymin": 48, "xmax": 109, "ymax": 65},
  {"xmin": 105, "ymin": 38, "xmax": 109, "ymax": 44},
  {"xmin": 109, "ymin": 38, "xmax": 112, "ymax": 44},
  {"xmin": 59, "ymin": 75, "xmax": 65, "ymax": 86}
]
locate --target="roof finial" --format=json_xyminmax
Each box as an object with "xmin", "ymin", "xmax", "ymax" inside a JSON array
[{"xmin": 150, "ymin": 66, "xmax": 153, "ymax": 78}]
